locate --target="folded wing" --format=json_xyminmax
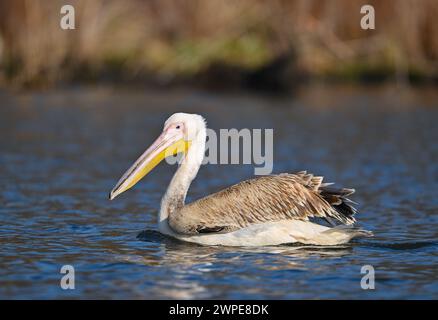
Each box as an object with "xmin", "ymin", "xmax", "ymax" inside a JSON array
[{"xmin": 169, "ymin": 171, "xmax": 357, "ymax": 235}]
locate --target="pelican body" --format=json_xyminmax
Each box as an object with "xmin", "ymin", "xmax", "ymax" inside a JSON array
[{"xmin": 110, "ymin": 113, "xmax": 370, "ymax": 246}]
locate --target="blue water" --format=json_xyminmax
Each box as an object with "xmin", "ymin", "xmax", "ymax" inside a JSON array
[{"xmin": 0, "ymin": 85, "xmax": 437, "ymax": 299}]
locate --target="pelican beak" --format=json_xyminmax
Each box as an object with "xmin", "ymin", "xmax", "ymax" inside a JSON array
[{"xmin": 109, "ymin": 129, "xmax": 190, "ymax": 200}]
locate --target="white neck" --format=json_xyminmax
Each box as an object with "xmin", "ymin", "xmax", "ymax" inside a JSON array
[{"xmin": 158, "ymin": 128, "xmax": 206, "ymax": 231}]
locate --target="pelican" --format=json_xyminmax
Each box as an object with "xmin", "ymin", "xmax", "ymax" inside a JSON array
[{"xmin": 110, "ymin": 113, "xmax": 371, "ymax": 246}]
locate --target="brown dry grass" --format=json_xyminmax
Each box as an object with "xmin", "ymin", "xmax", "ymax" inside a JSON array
[{"xmin": 0, "ymin": 0, "xmax": 437, "ymax": 87}]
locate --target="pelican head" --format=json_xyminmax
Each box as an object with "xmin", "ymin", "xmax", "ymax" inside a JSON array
[{"xmin": 109, "ymin": 113, "xmax": 206, "ymax": 200}]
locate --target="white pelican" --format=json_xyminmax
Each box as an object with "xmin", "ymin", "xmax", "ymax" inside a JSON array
[{"xmin": 110, "ymin": 113, "xmax": 371, "ymax": 246}]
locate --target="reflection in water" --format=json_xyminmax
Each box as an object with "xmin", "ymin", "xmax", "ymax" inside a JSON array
[
  {"xmin": 112, "ymin": 230, "xmax": 354, "ymax": 298},
  {"xmin": 0, "ymin": 86, "xmax": 437, "ymax": 299},
  {"xmin": 135, "ymin": 229, "xmax": 353, "ymax": 264}
]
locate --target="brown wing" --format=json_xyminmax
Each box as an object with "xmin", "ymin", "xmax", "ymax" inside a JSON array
[{"xmin": 168, "ymin": 171, "xmax": 357, "ymax": 235}]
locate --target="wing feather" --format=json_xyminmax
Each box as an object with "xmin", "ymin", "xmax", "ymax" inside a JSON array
[{"xmin": 168, "ymin": 172, "xmax": 357, "ymax": 235}]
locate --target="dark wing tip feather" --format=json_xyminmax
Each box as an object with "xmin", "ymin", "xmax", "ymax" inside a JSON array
[{"xmin": 318, "ymin": 185, "xmax": 358, "ymax": 224}]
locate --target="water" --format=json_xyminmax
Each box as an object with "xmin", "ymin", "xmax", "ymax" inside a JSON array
[{"xmin": 0, "ymin": 85, "xmax": 437, "ymax": 299}]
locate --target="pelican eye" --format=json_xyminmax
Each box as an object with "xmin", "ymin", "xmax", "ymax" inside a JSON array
[{"xmin": 176, "ymin": 125, "xmax": 181, "ymax": 129}]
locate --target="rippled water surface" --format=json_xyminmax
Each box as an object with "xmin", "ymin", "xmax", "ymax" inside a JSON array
[{"xmin": 0, "ymin": 86, "xmax": 437, "ymax": 299}]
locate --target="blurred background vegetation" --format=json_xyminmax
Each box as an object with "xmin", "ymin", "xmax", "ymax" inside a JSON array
[{"xmin": 0, "ymin": 0, "xmax": 437, "ymax": 90}]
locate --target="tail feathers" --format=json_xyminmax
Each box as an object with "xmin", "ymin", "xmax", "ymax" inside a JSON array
[
  {"xmin": 296, "ymin": 171, "xmax": 359, "ymax": 225},
  {"xmin": 319, "ymin": 186, "xmax": 358, "ymax": 224}
]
